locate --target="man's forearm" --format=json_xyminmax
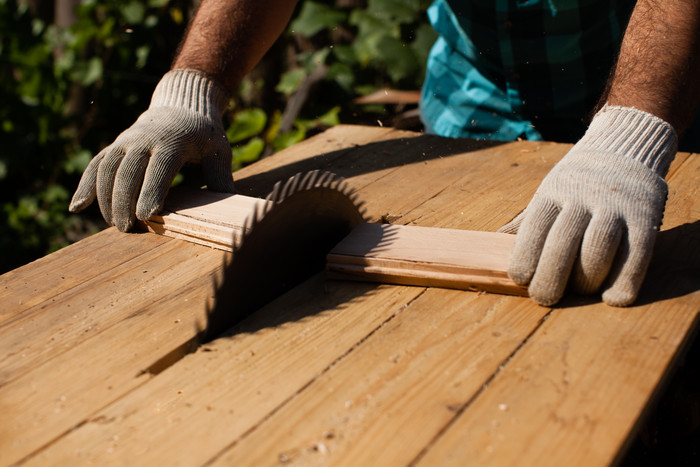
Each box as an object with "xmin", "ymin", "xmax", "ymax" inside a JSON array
[
  {"xmin": 173, "ymin": 0, "xmax": 299, "ymax": 94},
  {"xmin": 603, "ymin": 0, "xmax": 700, "ymax": 133}
]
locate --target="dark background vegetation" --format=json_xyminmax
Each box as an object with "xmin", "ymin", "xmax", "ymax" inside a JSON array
[{"xmin": 1, "ymin": 0, "xmax": 434, "ymax": 273}]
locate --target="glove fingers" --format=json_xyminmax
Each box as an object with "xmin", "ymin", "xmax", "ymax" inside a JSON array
[
  {"xmin": 96, "ymin": 147, "xmax": 127, "ymax": 226},
  {"xmin": 508, "ymin": 197, "xmax": 560, "ymax": 286},
  {"xmin": 112, "ymin": 150, "xmax": 150, "ymax": 232},
  {"xmin": 572, "ymin": 214, "xmax": 623, "ymax": 295},
  {"xmin": 498, "ymin": 209, "xmax": 526, "ymax": 234},
  {"xmin": 601, "ymin": 226, "xmax": 657, "ymax": 306},
  {"xmin": 528, "ymin": 207, "xmax": 589, "ymax": 306},
  {"xmin": 69, "ymin": 150, "xmax": 106, "ymax": 213},
  {"xmin": 202, "ymin": 139, "xmax": 235, "ymax": 193},
  {"xmin": 135, "ymin": 149, "xmax": 186, "ymax": 221}
]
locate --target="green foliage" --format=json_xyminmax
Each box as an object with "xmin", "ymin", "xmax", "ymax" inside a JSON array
[
  {"xmin": 287, "ymin": 0, "xmax": 435, "ymax": 93},
  {"xmin": 1, "ymin": 0, "xmax": 435, "ymax": 273},
  {"xmin": 0, "ymin": 0, "xmax": 190, "ymax": 272}
]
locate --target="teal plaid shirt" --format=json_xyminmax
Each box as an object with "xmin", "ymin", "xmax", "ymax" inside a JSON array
[{"xmin": 420, "ymin": 0, "xmax": 636, "ymax": 142}]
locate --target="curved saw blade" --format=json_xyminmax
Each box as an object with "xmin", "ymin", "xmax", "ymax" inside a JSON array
[{"xmin": 202, "ymin": 170, "xmax": 367, "ymax": 343}]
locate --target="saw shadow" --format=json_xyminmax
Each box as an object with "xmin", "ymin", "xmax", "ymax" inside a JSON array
[
  {"xmin": 204, "ymin": 273, "xmax": 390, "ymax": 341},
  {"xmin": 231, "ymin": 134, "xmax": 506, "ymax": 199},
  {"xmin": 199, "ymin": 224, "xmax": 403, "ymax": 342}
]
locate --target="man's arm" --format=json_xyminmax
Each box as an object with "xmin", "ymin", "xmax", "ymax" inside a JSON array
[
  {"xmin": 505, "ymin": 0, "xmax": 700, "ymax": 306},
  {"xmin": 70, "ymin": 0, "xmax": 299, "ymax": 231},
  {"xmin": 604, "ymin": 0, "xmax": 700, "ymax": 133},
  {"xmin": 173, "ymin": 0, "xmax": 299, "ymax": 93}
]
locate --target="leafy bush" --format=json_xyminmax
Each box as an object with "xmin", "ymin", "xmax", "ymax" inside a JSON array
[{"xmin": 0, "ymin": 0, "xmax": 434, "ymax": 273}]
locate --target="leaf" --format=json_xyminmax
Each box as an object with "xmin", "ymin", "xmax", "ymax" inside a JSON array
[
  {"xmin": 226, "ymin": 108, "xmax": 267, "ymax": 143},
  {"xmin": 327, "ymin": 63, "xmax": 354, "ymax": 93},
  {"xmin": 367, "ymin": 0, "xmax": 421, "ymax": 23},
  {"xmin": 63, "ymin": 149, "xmax": 93, "ymax": 174},
  {"xmin": 44, "ymin": 185, "xmax": 69, "ymax": 203},
  {"xmin": 290, "ymin": 1, "xmax": 347, "ymax": 37},
  {"xmin": 80, "ymin": 56, "xmax": 103, "ymax": 85},
  {"xmin": 276, "ymin": 68, "xmax": 306, "ymax": 96},
  {"xmin": 331, "ymin": 45, "xmax": 357, "ymax": 66},
  {"xmin": 273, "ymin": 128, "xmax": 305, "ymax": 152},
  {"xmin": 232, "ymin": 137, "xmax": 264, "ymax": 168},
  {"xmin": 410, "ymin": 22, "xmax": 438, "ymax": 65},
  {"xmin": 120, "ymin": 1, "xmax": 146, "ymax": 24},
  {"xmin": 315, "ymin": 106, "xmax": 341, "ymax": 127},
  {"xmin": 350, "ymin": 10, "xmax": 398, "ymax": 39},
  {"xmin": 135, "ymin": 45, "xmax": 150, "ymax": 68},
  {"xmin": 377, "ymin": 35, "xmax": 420, "ymax": 82}
]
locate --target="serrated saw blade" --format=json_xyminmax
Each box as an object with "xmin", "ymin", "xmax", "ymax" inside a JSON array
[{"xmin": 202, "ymin": 170, "xmax": 367, "ymax": 343}]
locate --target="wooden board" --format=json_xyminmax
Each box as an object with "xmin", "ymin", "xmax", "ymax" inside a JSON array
[
  {"xmin": 139, "ymin": 189, "xmax": 267, "ymax": 251},
  {"xmin": 415, "ymin": 152, "xmax": 700, "ymax": 466},
  {"xmin": 1, "ymin": 125, "xmax": 697, "ymax": 466},
  {"xmin": 139, "ymin": 176, "xmax": 526, "ymax": 297},
  {"xmin": 327, "ymin": 222, "xmax": 526, "ymax": 295}
]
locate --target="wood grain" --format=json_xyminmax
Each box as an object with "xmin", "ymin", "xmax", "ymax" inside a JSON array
[
  {"xmin": 21, "ymin": 280, "xmax": 425, "ymax": 466},
  {"xmin": 415, "ymin": 153, "xmax": 700, "ymax": 466},
  {"xmin": 327, "ymin": 222, "xmax": 526, "ymax": 295},
  {"xmin": 0, "ymin": 228, "xmax": 169, "ymax": 324},
  {"xmin": 140, "ymin": 190, "xmax": 267, "ymax": 251},
  {"xmin": 211, "ymin": 291, "xmax": 547, "ymax": 466},
  {"xmin": 0, "ymin": 244, "xmax": 226, "ymax": 465},
  {"xmin": 0, "ymin": 239, "xmax": 222, "ymax": 386},
  {"xmin": 3, "ymin": 125, "xmax": 696, "ymax": 467}
]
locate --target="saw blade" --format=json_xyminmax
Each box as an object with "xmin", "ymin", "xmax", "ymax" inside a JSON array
[{"xmin": 202, "ymin": 170, "xmax": 367, "ymax": 343}]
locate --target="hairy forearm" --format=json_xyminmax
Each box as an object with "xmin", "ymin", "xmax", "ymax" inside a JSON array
[
  {"xmin": 173, "ymin": 0, "xmax": 299, "ymax": 93},
  {"xmin": 604, "ymin": 0, "xmax": 700, "ymax": 133}
]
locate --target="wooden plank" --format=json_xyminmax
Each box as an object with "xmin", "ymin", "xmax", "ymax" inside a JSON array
[
  {"xmin": 231, "ymin": 124, "xmax": 406, "ymax": 198},
  {"xmin": 7, "ymin": 124, "xmax": 695, "ymax": 467},
  {"xmin": 1, "ymin": 125, "xmax": 417, "ymax": 465},
  {"xmin": 20, "ymin": 130, "xmax": 567, "ymax": 464},
  {"xmin": 0, "ymin": 228, "xmax": 170, "ymax": 324},
  {"xmin": 140, "ymin": 191, "xmax": 267, "ymax": 251},
  {"xmin": 0, "ymin": 240, "xmax": 224, "ymax": 386},
  {"xmin": 210, "ymin": 291, "xmax": 546, "ymax": 466},
  {"xmin": 331, "ymin": 139, "xmax": 566, "ymax": 229},
  {"xmin": 0, "ymin": 246, "xmax": 226, "ymax": 465},
  {"xmin": 327, "ymin": 223, "xmax": 526, "ymax": 296},
  {"xmin": 20, "ymin": 280, "xmax": 425, "ymax": 466},
  {"xmin": 414, "ymin": 154, "xmax": 700, "ymax": 466}
]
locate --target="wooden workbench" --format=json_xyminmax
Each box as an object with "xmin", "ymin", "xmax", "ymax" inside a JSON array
[{"xmin": 1, "ymin": 125, "xmax": 698, "ymax": 465}]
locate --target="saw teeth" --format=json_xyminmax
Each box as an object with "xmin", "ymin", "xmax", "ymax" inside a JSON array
[
  {"xmin": 240, "ymin": 170, "xmax": 369, "ymax": 250},
  {"xmin": 299, "ymin": 170, "xmax": 317, "ymax": 191},
  {"xmin": 237, "ymin": 170, "xmax": 370, "ymax": 251}
]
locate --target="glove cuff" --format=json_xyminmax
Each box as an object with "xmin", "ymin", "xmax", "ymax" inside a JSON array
[
  {"xmin": 149, "ymin": 69, "xmax": 230, "ymax": 119},
  {"xmin": 576, "ymin": 105, "xmax": 678, "ymax": 178}
]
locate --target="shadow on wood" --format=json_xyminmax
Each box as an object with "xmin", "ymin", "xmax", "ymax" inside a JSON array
[{"xmin": 232, "ymin": 135, "xmax": 506, "ymax": 199}]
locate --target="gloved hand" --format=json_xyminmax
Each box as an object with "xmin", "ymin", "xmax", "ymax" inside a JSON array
[
  {"xmin": 69, "ymin": 69, "xmax": 235, "ymax": 231},
  {"xmin": 500, "ymin": 106, "xmax": 678, "ymax": 306}
]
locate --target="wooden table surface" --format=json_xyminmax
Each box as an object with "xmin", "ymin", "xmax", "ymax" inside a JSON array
[{"xmin": 1, "ymin": 125, "xmax": 698, "ymax": 466}]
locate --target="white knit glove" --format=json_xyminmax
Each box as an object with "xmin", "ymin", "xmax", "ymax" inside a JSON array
[
  {"xmin": 69, "ymin": 69, "xmax": 235, "ymax": 231},
  {"xmin": 500, "ymin": 106, "xmax": 678, "ymax": 306}
]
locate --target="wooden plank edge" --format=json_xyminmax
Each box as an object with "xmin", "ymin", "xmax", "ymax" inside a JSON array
[
  {"xmin": 140, "ymin": 213, "xmax": 239, "ymax": 252},
  {"xmin": 326, "ymin": 263, "xmax": 527, "ymax": 296}
]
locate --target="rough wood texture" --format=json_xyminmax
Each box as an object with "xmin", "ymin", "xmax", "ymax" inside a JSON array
[
  {"xmin": 327, "ymin": 222, "xmax": 526, "ymax": 295},
  {"xmin": 1, "ymin": 125, "xmax": 697, "ymax": 466}
]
